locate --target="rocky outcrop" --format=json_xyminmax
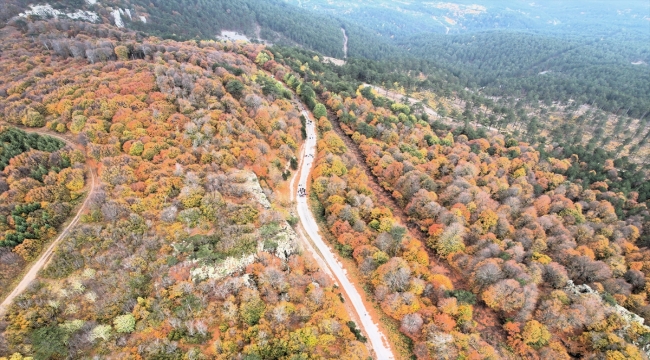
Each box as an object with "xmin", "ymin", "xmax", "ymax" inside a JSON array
[
  {"xmin": 20, "ymin": 4, "xmax": 99, "ymax": 23},
  {"xmin": 564, "ymin": 280, "xmax": 650, "ymax": 356}
]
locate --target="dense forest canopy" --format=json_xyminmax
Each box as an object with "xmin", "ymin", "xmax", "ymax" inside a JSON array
[
  {"xmin": 396, "ymin": 31, "xmax": 650, "ymax": 118},
  {"xmin": 270, "ymin": 44, "xmax": 650, "ymax": 358},
  {"xmin": 0, "ymin": 1, "xmax": 649, "ymax": 359},
  {"xmin": 285, "ymin": 0, "xmax": 650, "ymax": 38},
  {"xmin": 0, "ymin": 127, "xmax": 80, "ymax": 301},
  {"xmin": 0, "ymin": 19, "xmax": 371, "ymax": 359}
]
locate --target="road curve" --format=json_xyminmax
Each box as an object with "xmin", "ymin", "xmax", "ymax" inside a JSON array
[
  {"xmin": 294, "ymin": 108, "xmax": 395, "ymax": 360},
  {"xmin": 0, "ymin": 128, "xmax": 96, "ymax": 317}
]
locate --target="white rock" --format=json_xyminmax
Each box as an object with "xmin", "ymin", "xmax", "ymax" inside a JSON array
[
  {"xmin": 111, "ymin": 9, "xmax": 124, "ymax": 28},
  {"xmin": 190, "ymin": 254, "xmax": 256, "ymax": 281},
  {"xmin": 139, "ymin": 15, "xmax": 147, "ymax": 23},
  {"xmin": 564, "ymin": 280, "xmax": 650, "ymax": 356},
  {"xmin": 21, "ymin": 3, "xmax": 99, "ymax": 23},
  {"xmin": 19, "ymin": 4, "xmax": 61, "ymax": 18},
  {"xmin": 67, "ymin": 9, "xmax": 99, "ymax": 22}
]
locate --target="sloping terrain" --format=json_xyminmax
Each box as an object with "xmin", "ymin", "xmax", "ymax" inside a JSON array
[
  {"xmin": 272, "ymin": 47, "xmax": 650, "ymax": 359},
  {"xmin": 0, "ymin": 127, "xmax": 95, "ymax": 317},
  {"xmin": 0, "ymin": 20, "xmax": 370, "ymax": 359},
  {"xmin": 0, "ymin": 127, "xmax": 82, "ymax": 302}
]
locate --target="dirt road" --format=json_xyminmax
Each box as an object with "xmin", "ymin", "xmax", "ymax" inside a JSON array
[
  {"xmin": 0, "ymin": 128, "xmax": 96, "ymax": 317},
  {"xmin": 291, "ymin": 106, "xmax": 394, "ymax": 360},
  {"xmin": 342, "ymin": 28, "xmax": 348, "ymax": 58}
]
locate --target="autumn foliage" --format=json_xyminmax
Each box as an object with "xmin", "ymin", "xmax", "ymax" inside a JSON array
[
  {"xmin": 0, "ymin": 19, "xmax": 365, "ymax": 359},
  {"xmin": 274, "ymin": 50, "xmax": 650, "ymax": 358}
]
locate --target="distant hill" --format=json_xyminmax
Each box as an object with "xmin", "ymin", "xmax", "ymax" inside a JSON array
[
  {"xmin": 1, "ymin": 0, "xmax": 355, "ymax": 57},
  {"xmin": 3, "ymin": 0, "xmax": 648, "ymax": 118},
  {"xmin": 284, "ymin": 0, "xmax": 650, "ymax": 38}
]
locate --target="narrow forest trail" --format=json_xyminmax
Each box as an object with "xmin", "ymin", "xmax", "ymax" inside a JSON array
[
  {"xmin": 290, "ymin": 103, "xmax": 395, "ymax": 360},
  {"xmin": 0, "ymin": 126, "xmax": 96, "ymax": 317},
  {"xmin": 342, "ymin": 28, "xmax": 348, "ymax": 59},
  {"xmin": 326, "ymin": 112, "xmax": 508, "ymax": 349}
]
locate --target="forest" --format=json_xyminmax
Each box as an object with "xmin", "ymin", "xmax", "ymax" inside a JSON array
[
  {"xmin": 397, "ymin": 31, "xmax": 650, "ymax": 119},
  {"xmin": 0, "ymin": 127, "xmax": 84, "ymax": 299},
  {"xmin": 0, "ymin": 2, "xmax": 649, "ymax": 359},
  {"xmin": 273, "ymin": 46, "xmax": 650, "ymax": 204},
  {"xmin": 284, "ymin": 0, "xmax": 650, "ymax": 39},
  {"xmin": 270, "ymin": 45, "xmax": 650, "ymax": 358},
  {"xmin": 0, "ymin": 19, "xmax": 371, "ymax": 359},
  {"xmin": 3, "ymin": 0, "xmax": 648, "ymax": 118}
]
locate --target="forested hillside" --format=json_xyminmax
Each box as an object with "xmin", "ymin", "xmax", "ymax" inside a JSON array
[
  {"xmin": 0, "ymin": 20, "xmax": 370, "ymax": 359},
  {"xmin": 0, "ymin": 2, "xmax": 649, "ymax": 359},
  {"xmin": 0, "ymin": 128, "xmax": 82, "ymax": 300},
  {"xmin": 2, "ymin": 0, "xmax": 350, "ymax": 57},
  {"xmin": 3, "ymin": 0, "xmax": 649, "ymax": 119},
  {"xmin": 272, "ymin": 46, "xmax": 650, "ymax": 358},
  {"xmin": 397, "ymin": 31, "xmax": 650, "ymax": 119},
  {"xmin": 285, "ymin": 0, "xmax": 650, "ymax": 38}
]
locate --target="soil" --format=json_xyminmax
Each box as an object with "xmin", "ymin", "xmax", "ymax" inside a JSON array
[{"xmin": 289, "ymin": 102, "xmax": 396, "ymax": 359}]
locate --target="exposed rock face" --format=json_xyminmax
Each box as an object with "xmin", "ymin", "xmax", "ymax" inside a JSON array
[
  {"xmin": 239, "ymin": 171, "xmax": 297, "ymax": 260},
  {"xmin": 111, "ymin": 9, "xmax": 124, "ymax": 28},
  {"xmin": 20, "ymin": 4, "xmax": 99, "ymax": 23},
  {"xmin": 190, "ymin": 171, "xmax": 297, "ymax": 281},
  {"xmin": 564, "ymin": 280, "xmax": 650, "ymax": 356},
  {"xmin": 18, "ymin": 2, "xmax": 149, "ymax": 27}
]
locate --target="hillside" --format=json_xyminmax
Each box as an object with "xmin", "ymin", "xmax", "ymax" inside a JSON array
[
  {"xmin": 285, "ymin": 0, "xmax": 650, "ymax": 37},
  {"xmin": 0, "ymin": 20, "xmax": 375, "ymax": 359},
  {"xmin": 271, "ymin": 46, "xmax": 650, "ymax": 358},
  {"xmin": 2, "ymin": 0, "xmax": 351, "ymax": 56},
  {"xmin": 3, "ymin": 0, "xmax": 649, "ymax": 119},
  {"xmin": 0, "ymin": 3, "xmax": 649, "ymax": 360},
  {"xmin": 0, "ymin": 128, "xmax": 79, "ymax": 300}
]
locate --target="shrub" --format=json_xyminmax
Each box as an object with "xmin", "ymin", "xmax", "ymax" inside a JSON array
[
  {"xmin": 22, "ymin": 108, "xmax": 45, "ymax": 127},
  {"xmin": 114, "ymin": 314, "xmax": 136, "ymax": 333},
  {"xmin": 446, "ymin": 290, "xmax": 477, "ymax": 305}
]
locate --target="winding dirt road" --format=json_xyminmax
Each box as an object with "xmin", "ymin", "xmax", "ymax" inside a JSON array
[
  {"xmin": 342, "ymin": 28, "xmax": 348, "ymax": 59},
  {"xmin": 0, "ymin": 128, "xmax": 95, "ymax": 317},
  {"xmin": 290, "ymin": 106, "xmax": 394, "ymax": 359}
]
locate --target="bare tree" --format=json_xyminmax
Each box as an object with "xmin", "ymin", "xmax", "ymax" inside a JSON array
[
  {"xmin": 400, "ymin": 313, "xmax": 423, "ymax": 335},
  {"xmin": 471, "ymin": 259, "xmax": 503, "ymax": 290},
  {"xmin": 545, "ymin": 262, "xmax": 569, "ymax": 289},
  {"xmin": 101, "ymin": 201, "xmax": 121, "ymax": 222},
  {"xmin": 624, "ymin": 270, "xmax": 646, "ymax": 292}
]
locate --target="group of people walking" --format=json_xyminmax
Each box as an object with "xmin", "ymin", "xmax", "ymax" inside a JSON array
[{"xmin": 298, "ymin": 185, "xmax": 307, "ymax": 197}]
